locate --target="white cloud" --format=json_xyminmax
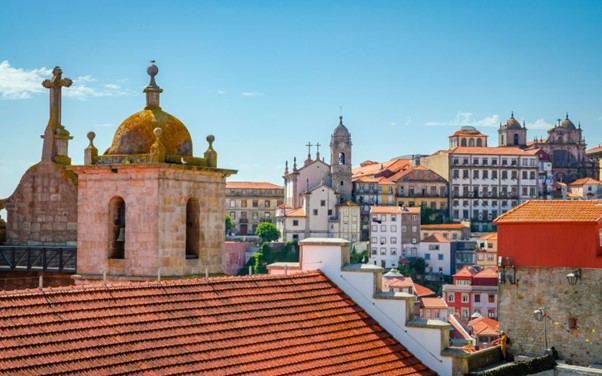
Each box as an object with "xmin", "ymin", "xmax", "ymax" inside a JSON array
[
  {"xmin": 0, "ymin": 61, "xmax": 132, "ymax": 101},
  {"xmin": 426, "ymin": 111, "xmax": 500, "ymax": 128},
  {"xmin": 0, "ymin": 60, "xmax": 52, "ymax": 99},
  {"xmin": 242, "ymin": 91, "xmax": 263, "ymax": 97},
  {"xmin": 526, "ymin": 118, "xmax": 553, "ymax": 130}
]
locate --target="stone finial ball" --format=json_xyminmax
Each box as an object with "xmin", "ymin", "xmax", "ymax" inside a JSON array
[
  {"xmin": 153, "ymin": 127, "xmax": 163, "ymax": 137},
  {"xmin": 147, "ymin": 61, "xmax": 159, "ymax": 77},
  {"xmin": 87, "ymin": 131, "xmax": 96, "ymax": 141},
  {"xmin": 207, "ymin": 135, "xmax": 215, "ymax": 143}
]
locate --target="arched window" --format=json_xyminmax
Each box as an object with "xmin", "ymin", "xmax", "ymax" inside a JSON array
[
  {"xmin": 461, "ymin": 138, "xmax": 467, "ymax": 147},
  {"xmin": 469, "ymin": 138, "xmax": 475, "ymax": 147},
  {"xmin": 186, "ymin": 198, "xmax": 200, "ymax": 259},
  {"xmin": 109, "ymin": 197, "xmax": 125, "ymax": 259},
  {"xmin": 476, "ymin": 139, "xmax": 483, "ymax": 147},
  {"xmin": 338, "ymin": 152, "xmax": 345, "ymax": 164},
  {"xmin": 513, "ymin": 134, "xmax": 519, "ymax": 145}
]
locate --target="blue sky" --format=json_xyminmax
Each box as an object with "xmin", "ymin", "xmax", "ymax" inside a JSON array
[{"xmin": 1, "ymin": 0, "xmax": 602, "ymax": 216}]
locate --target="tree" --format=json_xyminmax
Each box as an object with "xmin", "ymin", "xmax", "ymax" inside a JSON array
[
  {"xmin": 255, "ymin": 222, "xmax": 281, "ymax": 243},
  {"xmin": 225, "ymin": 214, "xmax": 233, "ymax": 235}
]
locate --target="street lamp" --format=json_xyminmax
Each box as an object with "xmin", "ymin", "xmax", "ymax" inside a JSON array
[
  {"xmin": 566, "ymin": 269, "xmax": 581, "ymax": 286},
  {"xmin": 533, "ymin": 307, "xmax": 549, "ymax": 353}
]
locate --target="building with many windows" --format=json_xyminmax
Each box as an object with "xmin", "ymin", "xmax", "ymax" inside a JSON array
[
  {"xmin": 226, "ymin": 182, "xmax": 284, "ymax": 235},
  {"xmin": 419, "ymin": 233, "xmax": 452, "ymax": 280},
  {"xmin": 422, "ymin": 143, "xmax": 539, "ymax": 231},
  {"xmin": 389, "ymin": 165, "xmax": 448, "ymax": 221},
  {"xmin": 442, "ymin": 266, "xmax": 498, "ymax": 321}
]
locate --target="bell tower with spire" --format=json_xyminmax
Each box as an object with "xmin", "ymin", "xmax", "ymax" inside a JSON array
[{"xmin": 330, "ymin": 116, "xmax": 353, "ymax": 202}]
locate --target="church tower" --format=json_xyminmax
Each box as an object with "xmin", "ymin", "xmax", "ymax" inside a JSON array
[
  {"xmin": 498, "ymin": 112, "xmax": 527, "ymax": 147},
  {"xmin": 72, "ymin": 62, "xmax": 236, "ymax": 284},
  {"xmin": 330, "ymin": 116, "xmax": 352, "ymax": 202}
]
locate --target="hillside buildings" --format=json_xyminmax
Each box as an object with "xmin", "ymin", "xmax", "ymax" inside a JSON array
[
  {"xmin": 225, "ymin": 182, "xmax": 284, "ymax": 235},
  {"xmin": 368, "ymin": 205, "xmax": 420, "ymax": 268},
  {"xmin": 442, "ymin": 266, "xmax": 499, "ymax": 321}
]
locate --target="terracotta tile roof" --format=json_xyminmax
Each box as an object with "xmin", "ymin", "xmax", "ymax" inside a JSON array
[
  {"xmin": 413, "ymin": 283, "xmax": 435, "ymax": 298},
  {"xmin": 449, "ymin": 146, "xmax": 535, "ymax": 156},
  {"xmin": 493, "ymin": 200, "xmax": 602, "ymax": 223},
  {"xmin": 370, "ymin": 206, "xmax": 402, "ymax": 215},
  {"xmin": 0, "ymin": 272, "xmax": 435, "ymax": 376},
  {"xmin": 587, "ymin": 145, "xmax": 602, "ymax": 155},
  {"xmin": 226, "ymin": 181, "xmax": 284, "ymax": 189},
  {"xmin": 421, "ymin": 297, "xmax": 448, "ymax": 310},
  {"xmin": 384, "ymin": 276, "xmax": 414, "ymax": 289},
  {"xmin": 477, "ymin": 233, "xmax": 497, "ymax": 240},
  {"xmin": 421, "ymin": 223, "xmax": 466, "ymax": 230},
  {"xmin": 352, "ymin": 159, "xmax": 412, "ymax": 178},
  {"xmin": 568, "ymin": 177, "xmax": 602, "ymax": 186},
  {"xmin": 474, "ymin": 267, "xmax": 498, "ymax": 279},
  {"xmin": 469, "ymin": 317, "xmax": 500, "ymax": 337},
  {"xmin": 388, "ymin": 165, "xmax": 444, "ymax": 183},
  {"xmin": 421, "ymin": 233, "xmax": 450, "ymax": 243},
  {"xmin": 453, "ymin": 266, "xmax": 477, "ymax": 278},
  {"xmin": 285, "ymin": 207, "xmax": 306, "ymax": 217}
]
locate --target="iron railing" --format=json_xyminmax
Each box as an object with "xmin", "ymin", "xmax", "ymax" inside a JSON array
[{"xmin": 0, "ymin": 246, "xmax": 76, "ymax": 272}]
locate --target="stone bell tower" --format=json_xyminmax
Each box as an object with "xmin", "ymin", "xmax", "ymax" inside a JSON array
[
  {"xmin": 72, "ymin": 62, "xmax": 236, "ymax": 284},
  {"xmin": 330, "ymin": 116, "xmax": 353, "ymax": 202}
]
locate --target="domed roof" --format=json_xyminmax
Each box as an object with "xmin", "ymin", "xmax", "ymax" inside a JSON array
[
  {"xmin": 104, "ymin": 107, "xmax": 192, "ymax": 156},
  {"xmin": 561, "ymin": 113, "xmax": 576, "ymax": 130},
  {"xmin": 333, "ymin": 116, "xmax": 350, "ymax": 139},
  {"xmin": 104, "ymin": 62, "xmax": 193, "ymax": 157},
  {"xmin": 505, "ymin": 112, "xmax": 522, "ymax": 129},
  {"xmin": 460, "ymin": 125, "xmax": 477, "ymax": 132}
]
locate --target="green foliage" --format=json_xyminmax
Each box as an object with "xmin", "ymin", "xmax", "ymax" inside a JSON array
[
  {"xmin": 240, "ymin": 241, "xmax": 299, "ymax": 275},
  {"xmin": 350, "ymin": 246, "xmax": 368, "ymax": 264},
  {"xmin": 255, "ymin": 222, "xmax": 281, "ymax": 243},
  {"xmin": 398, "ymin": 257, "xmax": 426, "ymax": 279},
  {"xmin": 225, "ymin": 214, "xmax": 233, "ymax": 234}
]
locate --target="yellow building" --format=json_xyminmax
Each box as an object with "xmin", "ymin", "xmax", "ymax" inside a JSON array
[{"xmin": 226, "ymin": 182, "xmax": 284, "ymax": 235}]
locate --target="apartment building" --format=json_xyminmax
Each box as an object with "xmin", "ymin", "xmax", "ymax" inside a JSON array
[{"xmin": 226, "ymin": 182, "xmax": 284, "ymax": 235}]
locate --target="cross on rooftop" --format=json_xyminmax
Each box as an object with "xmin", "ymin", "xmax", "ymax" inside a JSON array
[{"xmin": 42, "ymin": 66, "xmax": 72, "ymax": 128}]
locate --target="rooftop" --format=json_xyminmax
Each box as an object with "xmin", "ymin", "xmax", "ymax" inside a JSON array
[
  {"xmin": 0, "ymin": 271, "xmax": 435, "ymax": 375},
  {"xmin": 226, "ymin": 181, "xmax": 284, "ymax": 189},
  {"xmin": 494, "ymin": 200, "xmax": 602, "ymax": 223}
]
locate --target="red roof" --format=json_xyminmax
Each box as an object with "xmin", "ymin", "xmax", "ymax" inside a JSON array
[
  {"xmin": 413, "ymin": 283, "xmax": 435, "ymax": 298},
  {"xmin": 421, "ymin": 233, "xmax": 450, "ymax": 243},
  {"xmin": 0, "ymin": 271, "xmax": 435, "ymax": 375},
  {"xmin": 421, "ymin": 223, "xmax": 467, "ymax": 230},
  {"xmin": 494, "ymin": 200, "xmax": 602, "ymax": 223},
  {"xmin": 226, "ymin": 181, "xmax": 283, "ymax": 189},
  {"xmin": 454, "ymin": 266, "xmax": 477, "ymax": 278},
  {"xmin": 568, "ymin": 177, "xmax": 602, "ymax": 186},
  {"xmin": 421, "ymin": 297, "xmax": 448, "ymax": 310}
]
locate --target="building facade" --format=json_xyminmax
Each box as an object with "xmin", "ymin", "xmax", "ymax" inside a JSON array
[
  {"xmin": 442, "ymin": 266, "xmax": 498, "ymax": 321},
  {"xmin": 225, "ymin": 182, "xmax": 284, "ymax": 235}
]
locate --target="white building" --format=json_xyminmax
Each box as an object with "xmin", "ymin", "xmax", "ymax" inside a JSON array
[
  {"xmin": 419, "ymin": 233, "xmax": 452, "ymax": 280},
  {"xmin": 368, "ymin": 206, "xmax": 402, "ymax": 269}
]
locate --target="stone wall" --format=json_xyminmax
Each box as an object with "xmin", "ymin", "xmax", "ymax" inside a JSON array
[
  {"xmin": 0, "ymin": 271, "xmax": 74, "ymax": 290},
  {"xmin": 74, "ymin": 164, "xmax": 228, "ymax": 281},
  {"xmin": 498, "ymin": 266, "xmax": 602, "ymax": 367},
  {"xmin": 224, "ymin": 241, "xmax": 251, "ymax": 275},
  {"xmin": 3, "ymin": 161, "xmax": 77, "ymax": 246}
]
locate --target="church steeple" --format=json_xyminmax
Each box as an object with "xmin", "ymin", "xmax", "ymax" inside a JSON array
[{"xmin": 330, "ymin": 115, "xmax": 353, "ymax": 202}]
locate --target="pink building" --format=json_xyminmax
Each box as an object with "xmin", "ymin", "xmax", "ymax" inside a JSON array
[{"xmin": 442, "ymin": 266, "xmax": 498, "ymax": 320}]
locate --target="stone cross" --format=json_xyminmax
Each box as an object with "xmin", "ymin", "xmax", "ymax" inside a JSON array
[
  {"xmin": 306, "ymin": 142, "xmax": 313, "ymax": 162},
  {"xmin": 315, "ymin": 142, "xmax": 321, "ymax": 160},
  {"xmin": 42, "ymin": 66, "xmax": 72, "ymax": 128}
]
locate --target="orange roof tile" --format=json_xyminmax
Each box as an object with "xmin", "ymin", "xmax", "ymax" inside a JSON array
[
  {"xmin": 370, "ymin": 206, "xmax": 402, "ymax": 215},
  {"xmin": 494, "ymin": 200, "xmax": 602, "ymax": 223},
  {"xmin": 449, "ymin": 146, "xmax": 535, "ymax": 156},
  {"xmin": 285, "ymin": 207, "xmax": 306, "ymax": 217},
  {"xmin": 226, "ymin": 181, "xmax": 284, "ymax": 189},
  {"xmin": 474, "ymin": 267, "xmax": 498, "ymax": 278},
  {"xmin": 477, "ymin": 233, "xmax": 497, "ymax": 240},
  {"xmin": 421, "ymin": 233, "xmax": 450, "ymax": 243},
  {"xmin": 454, "ymin": 266, "xmax": 477, "ymax": 278},
  {"xmin": 384, "ymin": 276, "xmax": 414, "ymax": 289},
  {"xmin": 587, "ymin": 145, "xmax": 602, "ymax": 155},
  {"xmin": 413, "ymin": 283, "xmax": 435, "ymax": 297},
  {"xmin": 352, "ymin": 158, "xmax": 412, "ymax": 178},
  {"xmin": 388, "ymin": 165, "xmax": 444, "ymax": 183},
  {"xmin": 421, "ymin": 297, "xmax": 448, "ymax": 310},
  {"xmin": 0, "ymin": 272, "xmax": 435, "ymax": 375},
  {"xmin": 568, "ymin": 177, "xmax": 602, "ymax": 186},
  {"xmin": 421, "ymin": 223, "xmax": 467, "ymax": 230}
]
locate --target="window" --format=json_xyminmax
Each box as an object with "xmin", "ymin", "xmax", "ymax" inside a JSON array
[
  {"xmin": 313, "ymin": 209, "xmax": 318, "ymax": 215},
  {"xmin": 511, "ymin": 171, "xmax": 517, "ymax": 179},
  {"xmin": 463, "ymin": 170, "xmax": 469, "ymax": 179},
  {"xmin": 371, "ymin": 237, "xmax": 377, "ymax": 243},
  {"xmin": 482, "ymin": 170, "xmax": 488, "ymax": 179},
  {"xmin": 425, "ymin": 253, "xmax": 431, "ymax": 260},
  {"xmin": 380, "ymin": 225, "xmax": 386, "ymax": 232},
  {"xmin": 501, "ymin": 171, "xmax": 508, "ymax": 179},
  {"xmin": 391, "ymin": 237, "xmax": 397, "ymax": 244},
  {"xmin": 293, "ymin": 220, "xmax": 299, "ymax": 226},
  {"xmin": 109, "ymin": 196, "xmax": 126, "ymax": 259},
  {"xmin": 438, "ymin": 254, "xmax": 444, "ymax": 261},
  {"xmin": 391, "ymin": 248, "xmax": 397, "ymax": 255},
  {"xmin": 372, "ymin": 225, "xmax": 377, "ymax": 232},
  {"xmin": 380, "ymin": 237, "xmax": 386, "ymax": 245},
  {"xmin": 252, "ymin": 212, "xmax": 258, "ymax": 220},
  {"xmin": 241, "ymin": 200, "xmax": 247, "ymax": 207},
  {"xmin": 412, "ymin": 215, "xmax": 418, "ymax": 221},
  {"xmin": 473, "ymin": 170, "xmax": 479, "ymax": 179},
  {"xmin": 447, "ymin": 293, "xmax": 455, "ymax": 302},
  {"xmin": 390, "ymin": 225, "xmax": 397, "ymax": 232},
  {"xmin": 265, "ymin": 212, "xmax": 270, "ymax": 219},
  {"xmin": 371, "ymin": 248, "xmax": 377, "ymax": 255},
  {"xmin": 474, "ymin": 295, "xmax": 481, "ymax": 303},
  {"xmin": 461, "ymin": 294, "xmax": 469, "ymax": 303},
  {"xmin": 252, "ymin": 200, "xmax": 258, "ymax": 207},
  {"xmin": 492, "ymin": 170, "xmax": 498, "ymax": 179},
  {"xmin": 411, "ymin": 225, "xmax": 417, "ymax": 233},
  {"xmin": 185, "ymin": 199, "xmax": 200, "ymax": 259},
  {"xmin": 229, "ymin": 211, "xmax": 236, "ymax": 220},
  {"xmin": 429, "ymin": 244, "xmax": 439, "ymax": 251},
  {"xmin": 522, "ymin": 171, "xmax": 528, "ymax": 179},
  {"xmin": 380, "ymin": 247, "xmax": 386, "ymax": 255},
  {"xmin": 265, "ymin": 200, "xmax": 270, "ymax": 208},
  {"xmin": 488, "ymin": 294, "xmax": 495, "ymax": 303},
  {"xmin": 320, "ymin": 200, "xmax": 326, "ymax": 207},
  {"xmin": 492, "ymin": 159, "xmax": 498, "ymax": 165}
]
